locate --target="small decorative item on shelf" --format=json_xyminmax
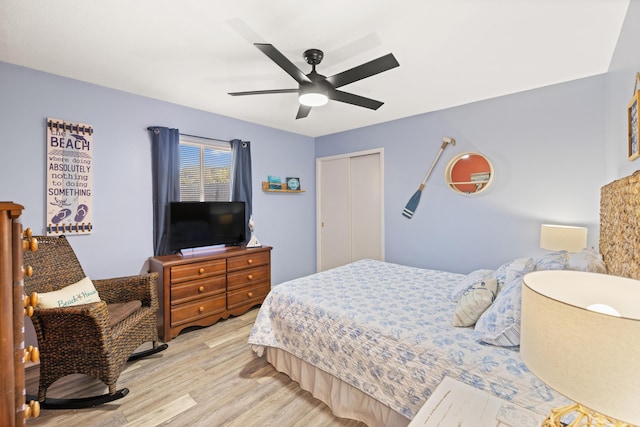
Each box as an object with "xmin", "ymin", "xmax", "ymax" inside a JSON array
[
  {"xmin": 286, "ymin": 177, "xmax": 300, "ymax": 191},
  {"xmin": 268, "ymin": 175, "xmax": 282, "ymax": 190},
  {"xmin": 261, "ymin": 179, "xmax": 305, "ymax": 192}
]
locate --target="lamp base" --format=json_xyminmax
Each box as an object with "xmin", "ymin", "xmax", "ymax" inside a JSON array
[
  {"xmin": 543, "ymin": 403, "xmax": 633, "ymax": 427},
  {"xmin": 246, "ymin": 232, "xmax": 261, "ymax": 248}
]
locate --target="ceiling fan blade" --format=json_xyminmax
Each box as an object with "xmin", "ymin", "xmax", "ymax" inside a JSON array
[
  {"xmin": 228, "ymin": 88, "xmax": 299, "ymax": 96},
  {"xmin": 296, "ymin": 104, "xmax": 312, "ymax": 119},
  {"xmin": 329, "ymin": 90, "xmax": 384, "ymax": 110},
  {"xmin": 254, "ymin": 43, "xmax": 312, "ymax": 85},
  {"xmin": 326, "ymin": 53, "xmax": 399, "ymax": 88}
]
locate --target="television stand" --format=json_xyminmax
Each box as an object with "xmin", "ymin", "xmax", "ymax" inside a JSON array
[{"xmin": 149, "ymin": 245, "xmax": 272, "ymax": 342}]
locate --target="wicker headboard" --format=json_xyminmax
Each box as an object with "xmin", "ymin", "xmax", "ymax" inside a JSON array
[{"xmin": 600, "ymin": 170, "xmax": 640, "ymax": 279}]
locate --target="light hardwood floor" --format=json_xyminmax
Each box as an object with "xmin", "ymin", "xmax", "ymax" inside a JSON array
[{"xmin": 25, "ymin": 308, "xmax": 368, "ymax": 427}]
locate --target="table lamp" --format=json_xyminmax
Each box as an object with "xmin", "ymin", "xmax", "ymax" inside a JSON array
[
  {"xmin": 521, "ymin": 270, "xmax": 640, "ymax": 427},
  {"xmin": 540, "ymin": 224, "xmax": 588, "ymax": 252}
]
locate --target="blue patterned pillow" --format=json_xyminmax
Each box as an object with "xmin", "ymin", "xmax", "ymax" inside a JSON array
[
  {"xmin": 533, "ymin": 251, "xmax": 568, "ymax": 271},
  {"xmin": 491, "ymin": 260, "xmax": 512, "ymax": 288},
  {"xmin": 474, "ymin": 258, "xmax": 534, "ymax": 347}
]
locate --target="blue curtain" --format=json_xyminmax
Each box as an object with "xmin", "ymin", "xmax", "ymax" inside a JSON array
[
  {"xmin": 149, "ymin": 126, "xmax": 180, "ymax": 256},
  {"xmin": 230, "ymin": 139, "xmax": 252, "ymax": 243}
]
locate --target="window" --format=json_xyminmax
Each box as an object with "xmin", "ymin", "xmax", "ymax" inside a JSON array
[{"xmin": 179, "ymin": 136, "xmax": 232, "ymax": 202}]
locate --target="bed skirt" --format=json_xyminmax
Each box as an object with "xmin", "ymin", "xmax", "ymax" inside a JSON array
[{"xmin": 264, "ymin": 346, "xmax": 410, "ymax": 427}]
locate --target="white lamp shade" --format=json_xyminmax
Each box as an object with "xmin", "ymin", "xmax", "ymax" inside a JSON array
[
  {"xmin": 521, "ymin": 270, "xmax": 640, "ymax": 425},
  {"xmin": 540, "ymin": 224, "xmax": 588, "ymax": 252}
]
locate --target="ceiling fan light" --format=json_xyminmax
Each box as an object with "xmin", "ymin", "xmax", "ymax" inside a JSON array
[{"xmin": 299, "ymin": 91, "xmax": 328, "ymax": 107}]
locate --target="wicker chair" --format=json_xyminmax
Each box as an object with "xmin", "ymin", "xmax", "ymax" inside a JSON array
[{"xmin": 23, "ymin": 235, "xmax": 167, "ymax": 408}]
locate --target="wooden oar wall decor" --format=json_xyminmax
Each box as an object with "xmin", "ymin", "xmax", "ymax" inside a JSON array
[{"xmin": 402, "ymin": 136, "xmax": 455, "ymax": 219}]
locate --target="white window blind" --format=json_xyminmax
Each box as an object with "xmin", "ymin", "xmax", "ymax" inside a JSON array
[{"xmin": 179, "ymin": 136, "xmax": 232, "ymax": 202}]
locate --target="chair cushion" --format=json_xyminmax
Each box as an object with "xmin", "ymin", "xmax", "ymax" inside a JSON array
[
  {"xmin": 107, "ymin": 300, "xmax": 142, "ymax": 327},
  {"xmin": 37, "ymin": 276, "xmax": 101, "ymax": 308}
]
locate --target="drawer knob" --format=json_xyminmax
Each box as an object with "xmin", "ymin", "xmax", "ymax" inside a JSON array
[
  {"xmin": 25, "ymin": 400, "xmax": 40, "ymax": 419},
  {"xmin": 23, "ymin": 292, "xmax": 38, "ymax": 317},
  {"xmin": 24, "ymin": 345, "xmax": 40, "ymax": 363},
  {"xmin": 247, "ymin": 291, "xmax": 253, "ymax": 298},
  {"xmin": 29, "ymin": 292, "xmax": 38, "ymax": 307},
  {"xmin": 247, "ymin": 274, "xmax": 253, "ymax": 280},
  {"xmin": 247, "ymin": 259, "xmax": 253, "ymax": 265},
  {"xmin": 23, "ymin": 227, "xmax": 33, "ymax": 239},
  {"xmin": 198, "ymin": 306, "xmax": 205, "ymax": 313},
  {"xmin": 198, "ymin": 286, "xmax": 205, "ymax": 292},
  {"xmin": 24, "ymin": 265, "xmax": 33, "ymax": 277},
  {"xmin": 23, "ymin": 236, "xmax": 38, "ymax": 252},
  {"xmin": 198, "ymin": 267, "xmax": 205, "ymax": 274}
]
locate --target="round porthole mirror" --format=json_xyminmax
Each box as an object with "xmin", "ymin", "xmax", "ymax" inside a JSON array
[{"xmin": 444, "ymin": 152, "xmax": 494, "ymax": 195}]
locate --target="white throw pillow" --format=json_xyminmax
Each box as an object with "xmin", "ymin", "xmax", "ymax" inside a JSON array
[
  {"xmin": 37, "ymin": 276, "xmax": 101, "ymax": 308},
  {"xmin": 449, "ymin": 269, "xmax": 494, "ymax": 302},
  {"xmin": 452, "ymin": 278, "xmax": 498, "ymax": 327}
]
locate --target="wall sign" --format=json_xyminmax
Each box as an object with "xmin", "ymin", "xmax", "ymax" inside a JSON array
[{"xmin": 46, "ymin": 118, "xmax": 93, "ymax": 235}]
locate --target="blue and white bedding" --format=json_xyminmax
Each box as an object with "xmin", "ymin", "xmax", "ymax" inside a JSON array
[{"xmin": 248, "ymin": 259, "xmax": 570, "ymax": 420}]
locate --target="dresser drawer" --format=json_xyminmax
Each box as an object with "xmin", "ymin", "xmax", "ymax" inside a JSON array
[
  {"xmin": 170, "ymin": 295, "xmax": 226, "ymax": 326},
  {"xmin": 170, "ymin": 259, "xmax": 226, "ymax": 284},
  {"xmin": 170, "ymin": 275, "xmax": 226, "ymax": 305},
  {"xmin": 227, "ymin": 265, "xmax": 270, "ymax": 291},
  {"xmin": 227, "ymin": 251, "xmax": 269, "ymax": 272},
  {"xmin": 227, "ymin": 282, "xmax": 270, "ymax": 311}
]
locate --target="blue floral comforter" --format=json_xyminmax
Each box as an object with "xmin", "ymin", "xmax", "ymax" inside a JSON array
[{"xmin": 248, "ymin": 259, "xmax": 568, "ymax": 420}]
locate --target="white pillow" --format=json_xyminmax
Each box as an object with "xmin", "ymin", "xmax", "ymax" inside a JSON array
[
  {"xmin": 449, "ymin": 269, "xmax": 494, "ymax": 302},
  {"xmin": 37, "ymin": 276, "xmax": 101, "ymax": 308},
  {"xmin": 452, "ymin": 278, "xmax": 498, "ymax": 327},
  {"xmin": 565, "ymin": 248, "xmax": 607, "ymax": 273}
]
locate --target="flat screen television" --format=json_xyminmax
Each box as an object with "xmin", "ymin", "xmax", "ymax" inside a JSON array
[{"xmin": 168, "ymin": 201, "xmax": 246, "ymax": 252}]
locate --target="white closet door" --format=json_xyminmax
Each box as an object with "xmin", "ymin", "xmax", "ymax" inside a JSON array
[
  {"xmin": 318, "ymin": 157, "xmax": 351, "ymax": 271},
  {"xmin": 317, "ymin": 150, "xmax": 383, "ymax": 272},
  {"xmin": 350, "ymin": 153, "xmax": 383, "ymax": 262}
]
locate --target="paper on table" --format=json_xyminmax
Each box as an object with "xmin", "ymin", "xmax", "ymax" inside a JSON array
[{"xmin": 409, "ymin": 377, "xmax": 544, "ymax": 427}]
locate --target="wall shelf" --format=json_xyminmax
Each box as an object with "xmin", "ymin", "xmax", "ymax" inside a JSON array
[{"xmin": 261, "ymin": 181, "xmax": 305, "ymax": 193}]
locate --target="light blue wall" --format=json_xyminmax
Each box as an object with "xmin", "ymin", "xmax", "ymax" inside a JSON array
[
  {"xmin": 316, "ymin": 76, "xmax": 607, "ymax": 274},
  {"xmin": 0, "ymin": 62, "xmax": 316, "ymax": 286},
  {"xmin": 606, "ymin": 0, "xmax": 640, "ymax": 180}
]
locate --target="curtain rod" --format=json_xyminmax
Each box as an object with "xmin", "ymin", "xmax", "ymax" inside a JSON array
[
  {"xmin": 146, "ymin": 127, "xmax": 232, "ymax": 143},
  {"xmin": 180, "ymin": 132, "xmax": 232, "ymax": 143}
]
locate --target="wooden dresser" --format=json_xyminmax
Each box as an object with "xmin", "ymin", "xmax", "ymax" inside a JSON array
[
  {"xmin": 0, "ymin": 202, "xmax": 39, "ymax": 425},
  {"xmin": 149, "ymin": 246, "xmax": 272, "ymax": 342}
]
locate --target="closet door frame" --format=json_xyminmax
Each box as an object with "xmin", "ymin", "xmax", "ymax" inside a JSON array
[{"xmin": 316, "ymin": 148, "xmax": 385, "ymax": 272}]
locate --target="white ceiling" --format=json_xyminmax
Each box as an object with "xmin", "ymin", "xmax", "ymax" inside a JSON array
[{"xmin": 0, "ymin": 1, "xmax": 630, "ymax": 137}]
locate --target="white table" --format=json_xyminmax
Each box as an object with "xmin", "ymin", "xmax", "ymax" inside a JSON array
[{"xmin": 408, "ymin": 377, "xmax": 545, "ymax": 427}]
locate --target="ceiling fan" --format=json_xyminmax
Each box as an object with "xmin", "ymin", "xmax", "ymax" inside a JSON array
[{"xmin": 228, "ymin": 43, "xmax": 400, "ymax": 119}]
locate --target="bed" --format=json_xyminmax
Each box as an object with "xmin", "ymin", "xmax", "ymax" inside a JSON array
[{"xmin": 248, "ymin": 170, "xmax": 640, "ymax": 427}]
